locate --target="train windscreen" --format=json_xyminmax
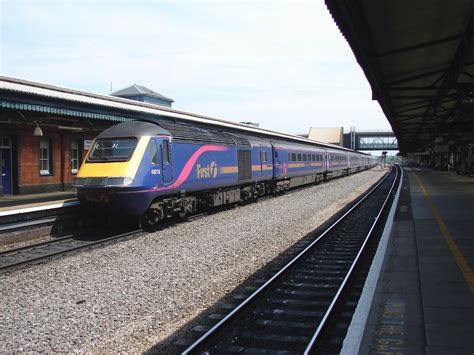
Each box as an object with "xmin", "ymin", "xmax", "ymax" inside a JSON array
[{"xmin": 88, "ymin": 138, "xmax": 137, "ymax": 162}]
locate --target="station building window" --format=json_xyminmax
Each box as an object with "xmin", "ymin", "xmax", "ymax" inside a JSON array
[
  {"xmin": 70, "ymin": 140, "xmax": 81, "ymax": 174},
  {"xmin": 40, "ymin": 138, "xmax": 53, "ymax": 175}
]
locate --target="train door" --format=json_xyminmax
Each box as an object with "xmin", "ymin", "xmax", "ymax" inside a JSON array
[
  {"xmin": 159, "ymin": 138, "xmax": 173, "ymax": 186},
  {"xmin": 272, "ymin": 146, "xmax": 281, "ymax": 178},
  {"xmin": 259, "ymin": 149, "xmax": 266, "ymax": 173},
  {"xmin": 1, "ymin": 137, "xmax": 12, "ymax": 195}
]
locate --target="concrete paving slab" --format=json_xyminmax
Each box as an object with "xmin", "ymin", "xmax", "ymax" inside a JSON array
[
  {"xmin": 353, "ymin": 168, "xmax": 474, "ymax": 354},
  {"xmin": 381, "ymin": 271, "xmax": 422, "ymax": 293},
  {"xmin": 425, "ymin": 324, "xmax": 474, "ymax": 348},
  {"xmin": 425, "ymin": 345, "xmax": 473, "ymax": 355},
  {"xmin": 424, "ymin": 306, "xmax": 474, "ymax": 326},
  {"xmin": 422, "ymin": 285, "xmax": 474, "ymax": 308}
]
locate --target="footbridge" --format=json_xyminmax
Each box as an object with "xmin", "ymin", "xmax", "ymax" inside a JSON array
[{"xmin": 343, "ymin": 129, "xmax": 398, "ymax": 150}]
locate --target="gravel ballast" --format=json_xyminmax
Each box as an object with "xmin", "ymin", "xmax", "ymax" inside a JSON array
[{"xmin": 0, "ymin": 168, "xmax": 387, "ymax": 353}]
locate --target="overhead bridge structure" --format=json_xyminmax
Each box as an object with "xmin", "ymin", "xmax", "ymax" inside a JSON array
[
  {"xmin": 344, "ymin": 130, "xmax": 398, "ymax": 151},
  {"xmin": 325, "ymin": 0, "xmax": 474, "ymax": 172}
]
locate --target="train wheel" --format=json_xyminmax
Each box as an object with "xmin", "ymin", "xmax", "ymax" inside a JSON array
[{"xmin": 141, "ymin": 209, "xmax": 161, "ymax": 228}]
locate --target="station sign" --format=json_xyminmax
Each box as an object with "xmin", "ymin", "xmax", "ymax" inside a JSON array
[{"xmin": 84, "ymin": 140, "xmax": 94, "ymax": 150}]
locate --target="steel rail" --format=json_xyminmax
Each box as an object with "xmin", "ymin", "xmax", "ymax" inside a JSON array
[
  {"xmin": 0, "ymin": 228, "xmax": 142, "ymax": 271},
  {"xmin": 303, "ymin": 165, "xmax": 399, "ymax": 354},
  {"xmin": 0, "ymin": 234, "xmax": 77, "ymax": 255},
  {"xmin": 182, "ymin": 167, "xmax": 395, "ymax": 354},
  {"xmin": 0, "ymin": 191, "xmax": 291, "ymax": 272}
]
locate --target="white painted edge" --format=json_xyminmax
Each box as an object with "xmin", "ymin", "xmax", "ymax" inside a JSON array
[
  {"xmin": 0, "ymin": 200, "xmax": 79, "ymax": 217},
  {"xmin": 340, "ymin": 167, "xmax": 404, "ymax": 355}
]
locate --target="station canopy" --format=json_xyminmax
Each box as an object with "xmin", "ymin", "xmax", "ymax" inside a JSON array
[{"xmin": 325, "ymin": 0, "xmax": 474, "ymax": 154}]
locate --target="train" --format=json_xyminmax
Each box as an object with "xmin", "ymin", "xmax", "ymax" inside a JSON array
[{"xmin": 73, "ymin": 119, "xmax": 379, "ymax": 226}]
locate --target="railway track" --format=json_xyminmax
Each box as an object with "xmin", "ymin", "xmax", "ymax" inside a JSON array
[
  {"xmin": 0, "ymin": 168, "xmax": 372, "ymax": 256},
  {"xmin": 0, "ymin": 228, "xmax": 142, "ymax": 272},
  {"xmin": 0, "ymin": 200, "xmax": 87, "ymax": 249},
  {"xmin": 0, "ymin": 205, "xmax": 223, "ymax": 272},
  {"xmin": 182, "ymin": 165, "xmax": 400, "ymax": 354}
]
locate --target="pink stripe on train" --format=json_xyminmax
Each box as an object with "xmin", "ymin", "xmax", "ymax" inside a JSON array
[{"xmin": 154, "ymin": 145, "xmax": 228, "ymax": 191}]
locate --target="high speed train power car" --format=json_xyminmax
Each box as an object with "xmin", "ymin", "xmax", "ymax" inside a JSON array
[{"xmin": 73, "ymin": 119, "xmax": 378, "ymax": 226}]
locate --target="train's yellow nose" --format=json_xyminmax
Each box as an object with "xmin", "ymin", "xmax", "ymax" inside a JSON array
[{"xmin": 77, "ymin": 136, "xmax": 150, "ymax": 179}]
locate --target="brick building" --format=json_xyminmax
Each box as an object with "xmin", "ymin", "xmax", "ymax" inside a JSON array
[{"xmin": 0, "ymin": 77, "xmax": 174, "ymax": 196}]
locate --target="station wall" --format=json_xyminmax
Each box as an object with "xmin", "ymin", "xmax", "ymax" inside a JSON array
[{"xmin": 4, "ymin": 128, "xmax": 96, "ymax": 195}]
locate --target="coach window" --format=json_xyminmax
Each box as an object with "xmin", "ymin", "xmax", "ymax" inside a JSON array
[
  {"xmin": 260, "ymin": 151, "xmax": 267, "ymax": 163},
  {"xmin": 297, "ymin": 153, "xmax": 301, "ymax": 161},
  {"xmin": 70, "ymin": 140, "xmax": 80, "ymax": 174},
  {"xmin": 291, "ymin": 153, "xmax": 296, "ymax": 161},
  {"xmin": 40, "ymin": 138, "xmax": 52, "ymax": 175}
]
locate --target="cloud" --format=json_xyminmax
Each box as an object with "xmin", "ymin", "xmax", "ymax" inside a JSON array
[{"xmin": 0, "ymin": 0, "xmax": 391, "ymax": 134}]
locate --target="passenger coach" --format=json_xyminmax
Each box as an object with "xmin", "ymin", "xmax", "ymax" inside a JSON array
[{"xmin": 74, "ymin": 119, "xmax": 378, "ymax": 226}]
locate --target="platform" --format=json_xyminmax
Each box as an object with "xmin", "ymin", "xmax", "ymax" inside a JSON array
[
  {"xmin": 0, "ymin": 191, "xmax": 78, "ymax": 215},
  {"xmin": 344, "ymin": 167, "xmax": 474, "ymax": 354}
]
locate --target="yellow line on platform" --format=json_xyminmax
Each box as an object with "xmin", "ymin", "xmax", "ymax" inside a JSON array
[{"xmin": 412, "ymin": 172, "xmax": 474, "ymax": 295}]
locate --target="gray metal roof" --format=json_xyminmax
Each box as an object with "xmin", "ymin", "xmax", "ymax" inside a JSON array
[
  {"xmin": 325, "ymin": 0, "xmax": 474, "ymax": 154},
  {"xmin": 0, "ymin": 75, "xmax": 353, "ymax": 152},
  {"xmin": 111, "ymin": 84, "xmax": 174, "ymax": 102}
]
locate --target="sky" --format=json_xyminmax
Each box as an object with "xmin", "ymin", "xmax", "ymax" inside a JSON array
[{"xmin": 0, "ymin": 0, "xmax": 392, "ymax": 136}]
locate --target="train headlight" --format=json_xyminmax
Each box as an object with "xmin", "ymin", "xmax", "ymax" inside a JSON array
[
  {"xmin": 106, "ymin": 177, "xmax": 133, "ymax": 186},
  {"xmin": 73, "ymin": 177, "xmax": 86, "ymax": 187}
]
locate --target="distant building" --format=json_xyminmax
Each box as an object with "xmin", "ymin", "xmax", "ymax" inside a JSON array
[
  {"xmin": 308, "ymin": 127, "xmax": 344, "ymax": 146},
  {"xmin": 111, "ymin": 84, "xmax": 174, "ymax": 108}
]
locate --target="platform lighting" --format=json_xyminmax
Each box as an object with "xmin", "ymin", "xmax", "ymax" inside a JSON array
[{"xmin": 33, "ymin": 124, "xmax": 43, "ymax": 136}]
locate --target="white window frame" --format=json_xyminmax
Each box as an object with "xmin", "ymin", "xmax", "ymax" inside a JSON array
[
  {"xmin": 40, "ymin": 138, "xmax": 51, "ymax": 175},
  {"xmin": 71, "ymin": 140, "xmax": 80, "ymax": 174}
]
